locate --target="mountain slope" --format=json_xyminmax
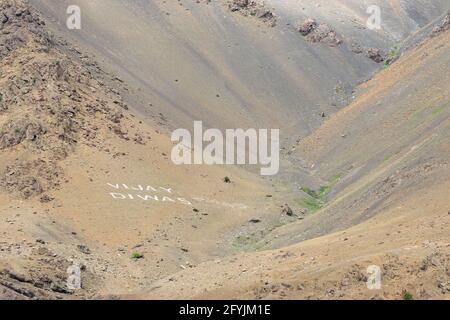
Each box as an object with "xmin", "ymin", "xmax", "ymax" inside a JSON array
[
  {"xmin": 1, "ymin": 0, "xmax": 448, "ymax": 300},
  {"xmin": 136, "ymin": 28, "xmax": 450, "ymax": 300},
  {"xmin": 31, "ymin": 0, "xmax": 450, "ymax": 142},
  {"xmin": 0, "ymin": 0, "xmax": 284, "ymax": 298},
  {"xmin": 271, "ymin": 23, "xmax": 450, "ymax": 246}
]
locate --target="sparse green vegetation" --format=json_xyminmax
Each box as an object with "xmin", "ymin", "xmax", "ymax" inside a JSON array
[
  {"xmin": 224, "ymin": 176, "xmax": 231, "ymax": 183},
  {"xmin": 409, "ymin": 101, "xmax": 450, "ymax": 128},
  {"xmin": 300, "ymin": 180, "xmax": 336, "ymax": 214},
  {"xmin": 319, "ymin": 185, "xmax": 331, "ymax": 198},
  {"xmin": 432, "ymin": 101, "xmax": 449, "ymax": 115},
  {"xmin": 300, "ymin": 188, "xmax": 325, "ymax": 213},
  {"xmin": 301, "ymin": 197, "xmax": 323, "ymax": 213},
  {"xmin": 402, "ymin": 291, "xmax": 413, "ymax": 300},
  {"xmin": 131, "ymin": 252, "xmax": 144, "ymax": 260},
  {"xmin": 301, "ymin": 184, "xmax": 331, "ymax": 202},
  {"xmin": 384, "ymin": 45, "xmax": 399, "ymax": 67},
  {"xmin": 329, "ymin": 173, "xmax": 342, "ymax": 185}
]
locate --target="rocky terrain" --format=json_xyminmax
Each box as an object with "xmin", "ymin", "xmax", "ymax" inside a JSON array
[
  {"xmin": 228, "ymin": 0, "xmax": 277, "ymax": 27},
  {"xmin": 0, "ymin": 0, "xmax": 285, "ymax": 299},
  {"xmin": 0, "ymin": 0, "xmax": 148, "ymax": 200},
  {"xmin": 0, "ymin": 0, "xmax": 152, "ymax": 298},
  {"xmin": 0, "ymin": 0, "xmax": 449, "ymax": 300}
]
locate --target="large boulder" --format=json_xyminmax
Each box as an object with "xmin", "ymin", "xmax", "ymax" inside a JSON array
[
  {"xmin": 297, "ymin": 18, "xmax": 317, "ymax": 36},
  {"xmin": 0, "ymin": 120, "xmax": 45, "ymax": 149},
  {"xmin": 366, "ymin": 48, "xmax": 386, "ymax": 63}
]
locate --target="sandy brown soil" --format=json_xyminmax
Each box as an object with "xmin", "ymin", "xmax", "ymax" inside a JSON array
[{"xmin": 0, "ymin": 0, "xmax": 449, "ymax": 300}]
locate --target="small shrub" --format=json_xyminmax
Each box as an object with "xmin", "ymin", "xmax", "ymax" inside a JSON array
[
  {"xmin": 384, "ymin": 46, "xmax": 399, "ymax": 67},
  {"xmin": 402, "ymin": 291, "xmax": 413, "ymax": 300},
  {"xmin": 224, "ymin": 176, "xmax": 231, "ymax": 183},
  {"xmin": 131, "ymin": 252, "xmax": 144, "ymax": 260}
]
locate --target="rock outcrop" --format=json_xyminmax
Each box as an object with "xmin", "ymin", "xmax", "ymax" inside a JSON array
[
  {"xmin": 0, "ymin": 0, "xmax": 148, "ymax": 199},
  {"xmin": 365, "ymin": 48, "xmax": 386, "ymax": 63},
  {"xmin": 228, "ymin": 0, "xmax": 276, "ymax": 27},
  {"xmin": 433, "ymin": 11, "xmax": 450, "ymax": 34},
  {"xmin": 297, "ymin": 18, "xmax": 342, "ymax": 47}
]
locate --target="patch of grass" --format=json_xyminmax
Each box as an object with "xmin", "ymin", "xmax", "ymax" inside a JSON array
[
  {"xmin": 384, "ymin": 45, "xmax": 399, "ymax": 67},
  {"xmin": 329, "ymin": 173, "xmax": 342, "ymax": 185},
  {"xmin": 402, "ymin": 291, "xmax": 413, "ymax": 300},
  {"xmin": 300, "ymin": 182, "xmax": 334, "ymax": 214},
  {"xmin": 301, "ymin": 197, "xmax": 323, "ymax": 213},
  {"xmin": 432, "ymin": 102, "xmax": 449, "ymax": 115},
  {"xmin": 301, "ymin": 184, "xmax": 331, "ymax": 202},
  {"xmin": 408, "ymin": 101, "xmax": 449, "ymax": 128},
  {"xmin": 131, "ymin": 252, "xmax": 144, "ymax": 260},
  {"xmin": 318, "ymin": 185, "xmax": 331, "ymax": 198}
]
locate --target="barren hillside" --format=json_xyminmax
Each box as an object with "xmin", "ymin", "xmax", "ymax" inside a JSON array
[
  {"xmin": 137, "ymin": 22, "xmax": 450, "ymax": 301},
  {"xmin": 32, "ymin": 0, "xmax": 450, "ymax": 141},
  {"xmin": 0, "ymin": 0, "xmax": 449, "ymax": 300},
  {"xmin": 0, "ymin": 0, "xmax": 284, "ymax": 299}
]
